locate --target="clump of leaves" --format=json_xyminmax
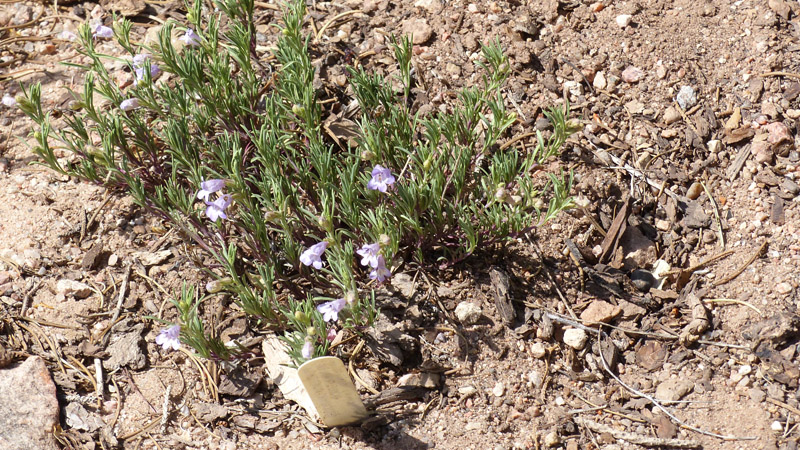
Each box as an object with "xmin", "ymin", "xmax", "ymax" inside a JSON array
[{"xmin": 18, "ymin": 0, "xmax": 577, "ymax": 364}]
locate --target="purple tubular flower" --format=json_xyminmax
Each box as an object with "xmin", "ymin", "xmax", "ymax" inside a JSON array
[
  {"xmin": 93, "ymin": 24, "xmax": 113, "ymax": 39},
  {"xmin": 317, "ymin": 298, "xmax": 346, "ymax": 322},
  {"xmin": 180, "ymin": 28, "xmax": 201, "ymax": 46},
  {"xmin": 300, "ymin": 241, "xmax": 328, "ymax": 269},
  {"xmin": 367, "ymin": 164, "xmax": 396, "ymax": 193},
  {"xmin": 155, "ymin": 325, "xmax": 181, "ymax": 351},
  {"xmin": 369, "ymin": 255, "xmax": 391, "ymax": 282},
  {"xmin": 326, "ymin": 327, "xmax": 337, "ymax": 342},
  {"xmin": 120, "ymin": 98, "xmax": 139, "ymax": 111},
  {"xmin": 205, "ymin": 194, "xmax": 233, "ymax": 222},
  {"xmin": 196, "ymin": 178, "xmax": 226, "ymax": 201},
  {"xmin": 356, "ymin": 243, "xmax": 381, "ymax": 268},
  {"xmin": 301, "ymin": 340, "xmax": 314, "ymax": 359}
]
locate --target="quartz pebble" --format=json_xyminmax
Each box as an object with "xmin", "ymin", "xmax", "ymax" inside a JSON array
[
  {"xmin": 676, "ymin": 85, "xmax": 697, "ymax": 109},
  {"xmin": 621, "ymin": 66, "xmax": 644, "ymax": 83},
  {"xmin": 454, "ymin": 301, "xmax": 482, "ymax": 325},
  {"xmin": 616, "ymin": 14, "xmax": 632, "ymax": 28},
  {"xmin": 563, "ymin": 328, "xmax": 588, "ymax": 350}
]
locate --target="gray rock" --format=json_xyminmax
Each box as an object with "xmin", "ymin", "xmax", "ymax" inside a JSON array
[
  {"xmin": 218, "ymin": 367, "xmax": 261, "ymax": 397},
  {"xmin": 193, "ymin": 402, "xmax": 229, "ymax": 423},
  {"xmin": 0, "ymin": 357, "xmax": 60, "ymax": 450},
  {"xmin": 655, "ymin": 378, "xmax": 694, "ymax": 402},
  {"xmin": 684, "ymin": 201, "xmax": 711, "ymax": 229},
  {"xmin": 103, "ymin": 330, "xmax": 146, "ymax": 371},
  {"xmin": 630, "ymin": 269, "xmax": 655, "ymax": 292},
  {"xmin": 65, "ymin": 403, "xmax": 105, "ymax": 432},
  {"xmin": 676, "ymin": 85, "xmax": 697, "ymax": 110}
]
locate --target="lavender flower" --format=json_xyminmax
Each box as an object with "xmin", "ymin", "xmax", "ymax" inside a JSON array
[
  {"xmin": 120, "ymin": 98, "xmax": 139, "ymax": 111},
  {"xmin": 317, "ymin": 298, "xmax": 346, "ymax": 322},
  {"xmin": 356, "ymin": 243, "xmax": 381, "ymax": 268},
  {"xmin": 180, "ymin": 28, "xmax": 201, "ymax": 46},
  {"xmin": 132, "ymin": 53, "xmax": 161, "ymax": 85},
  {"xmin": 367, "ymin": 164, "xmax": 396, "ymax": 193},
  {"xmin": 2, "ymin": 93, "xmax": 16, "ymax": 108},
  {"xmin": 299, "ymin": 241, "xmax": 328, "ymax": 269},
  {"xmin": 326, "ymin": 327, "xmax": 337, "ymax": 342},
  {"xmin": 369, "ymin": 255, "xmax": 391, "ymax": 282},
  {"xmin": 93, "ymin": 24, "xmax": 114, "ymax": 39},
  {"xmin": 196, "ymin": 178, "xmax": 226, "ymax": 201},
  {"xmin": 301, "ymin": 340, "xmax": 314, "ymax": 359},
  {"xmin": 155, "ymin": 325, "xmax": 181, "ymax": 350},
  {"xmin": 205, "ymin": 194, "xmax": 233, "ymax": 222}
]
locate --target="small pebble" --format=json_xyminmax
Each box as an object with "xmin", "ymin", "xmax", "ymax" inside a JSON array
[
  {"xmin": 621, "ymin": 66, "xmax": 644, "ymax": 83},
  {"xmin": 775, "ymin": 282, "xmax": 793, "ymax": 295},
  {"xmin": 686, "ymin": 182, "xmax": 703, "ymax": 200},
  {"xmin": 492, "ymin": 382, "xmax": 505, "ymax": 397},
  {"xmin": 771, "ymin": 421, "xmax": 783, "ymax": 432},
  {"xmin": 663, "ymin": 106, "xmax": 681, "ymax": 125},
  {"xmin": 676, "ymin": 85, "xmax": 697, "ymax": 110},
  {"xmin": 563, "ymin": 328, "xmax": 588, "ymax": 350},
  {"xmin": 615, "ymin": 14, "xmax": 632, "ymax": 28}
]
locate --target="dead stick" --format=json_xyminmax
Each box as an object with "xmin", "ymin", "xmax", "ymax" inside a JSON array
[
  {"xmin": 578, "ymin": 418, "xmax": 701, "ymax": 448},
  {"xmin": 713, "ymin": 241, "xmax": 767, "ymax": 286},
  {"xmin": 759, "ymin": 71, "xmax": 800, "ymax": 80},
  {"xmin": 701, "ymin": 181, "xmax": 725, "ymax": 249},
  {"xmin": 766, "ymin": 397, "xmax": 800, "ymax": 417}
]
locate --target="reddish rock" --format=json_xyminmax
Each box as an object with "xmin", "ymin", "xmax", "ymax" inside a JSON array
[{"xmin": 0, "ymin": 356, "xmax": 60, "ymax": 450}]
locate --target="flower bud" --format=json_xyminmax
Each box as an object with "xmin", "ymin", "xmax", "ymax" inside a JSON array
[
  {"xmin": 187, "ymin": 12, "xmax": 196, "ymax": 23},
  {"xmin": 33, "ymin": 131, "xmax": 42, "ymax": 141},
  {"xmin": 292, "ymin": 104, "xmax": 305, "ymax": 115},
  {"xmin": 360, "ymin": 150, "xmax": 374, "ymax": 161},
  {"xmin": 507, "ymin": 195, "xmax": 522, "ymax": 206},
  {"xmin": 263, "ymin": 210, "xmax": 281, "ymax": 222},
  {"xmin": 205, "ymin": 278, "xmax": 228, "ymax": 293},
  {"xmin": 494, "ymin": 186, "xmax": 507, "ymax": 201},
  {"xmin": 423, "ymin": 157, "xmax": 432, "ymax": 171},
  {"xmin": 317, "ymin": 215, "xmax": 331, "ymax": 231},
  {"xmin": 306, "ymin": 326, "xmax": 316, "ymax": 336},
  {"xmin": 345, "ymin": 290, "xmax": 357, "ymax": 305},
  {"xmin": 294, "ymin": 310, "xmax": 308, "ymax": 323},
  {"xmin": 379, "ymin": 234, "xmax": 391, "ymax": 247}
]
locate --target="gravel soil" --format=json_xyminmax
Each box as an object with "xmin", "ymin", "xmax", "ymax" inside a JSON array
[{"xmin": 1, "ymin": 0, "xmax": 800, "ymax": 449}]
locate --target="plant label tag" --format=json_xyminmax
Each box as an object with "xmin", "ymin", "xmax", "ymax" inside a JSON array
[{"xmin": 297, "ymin": 356, "xmax": 368, "ymax": 427}]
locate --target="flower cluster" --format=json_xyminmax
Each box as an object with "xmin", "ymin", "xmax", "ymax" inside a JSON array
[{"xmin": 197, "ymin": 179, "xmax": 232, "ymax": 222}]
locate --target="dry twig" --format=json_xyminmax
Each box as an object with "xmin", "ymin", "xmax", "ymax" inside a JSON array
[{"xmin": 713, "ymin": 241, "xmax": 768, "ymax": 286}]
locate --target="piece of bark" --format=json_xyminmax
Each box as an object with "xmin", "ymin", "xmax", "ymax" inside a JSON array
[
  {"xmin": 598, "ymin": 197, "xmax": 631, "ymax": 264},
  {"xmin": 489, "ymin": 267, "xmax": 516, "ymax": 325}
]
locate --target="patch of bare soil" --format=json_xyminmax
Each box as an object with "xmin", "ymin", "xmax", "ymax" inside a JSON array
[{"xmin": 2, "ymin": 0, "xmax": 800, "ymax": 449}]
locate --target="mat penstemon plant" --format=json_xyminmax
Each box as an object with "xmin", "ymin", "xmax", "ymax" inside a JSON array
[{"xmin": 17, "ymin": 0, "xmax": 578, "ymax": 365}]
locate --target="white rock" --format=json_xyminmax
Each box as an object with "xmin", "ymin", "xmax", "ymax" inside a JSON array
[
  {"xmin": 707, "ymin": 139, "xmax": 721, "ymax": 153},
  {"xmin": 543, "ymin": 430, "xmax": 561, "ymax": 447},
  {"xmin": 530, "ymin": 342, "xmax": 547, "ymax": 359},
  {"xmin": 492, "ymin": 382, "xmax": 505, "ymax": 397},
  {"xmin": 616, "ymin": 14, "xmax": 632, "ymax": 28},
  {"xmin": 563, "ymin": 328, "xmax": 588, "ymax": 350},
  {"xmin": 458, "ymin": 385, "xmax": 478, "ymax": 396},
  {"xmin": 454, "ymin": 301, "xmax": 482, "ymax": 325},
  {"xmin": 771, "ymin": 421, "xmax": 784, "ymax": 431},
  {"xmin": 593, "ymin": 71, "xmax": 607, "ymax": 90},
  {"xmin": 564, "ymin": 80, "xmax": 583, "ymax": 98},
  {"xmin": 56, "ymin": 280, "xmax": 92, "ymax": 299}
]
